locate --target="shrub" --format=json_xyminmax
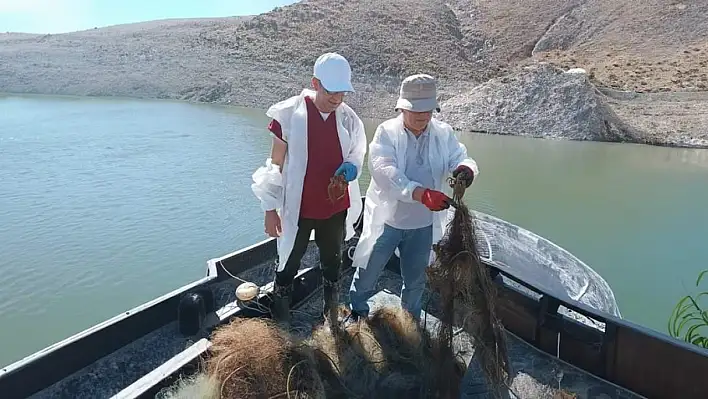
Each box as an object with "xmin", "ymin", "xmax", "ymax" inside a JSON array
[{"xmin": 668, "ymin": 270, "xmax": 708, "ymax": 348}]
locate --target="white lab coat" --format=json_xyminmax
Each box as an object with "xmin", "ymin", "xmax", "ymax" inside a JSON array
[
  {"xmin": 351, "ymin": 114, "xmax": 479, "ymax": 270},
  {"xmin": 251, "ymin": 89, "xmax": 368, "ymax": 271}
]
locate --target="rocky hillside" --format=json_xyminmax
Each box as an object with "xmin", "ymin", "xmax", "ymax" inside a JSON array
[
  {"xmin": 1, "ymin": 0, "xmax": 706, "ymax": 147},
  {"xmin": 439, "ymin": 64, "xmax": 641, "ymax": 143}
]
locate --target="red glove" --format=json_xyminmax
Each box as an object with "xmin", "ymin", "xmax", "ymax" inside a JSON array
[{"xmin": 420, "ymin": 189, "xmax": 451, "ymax": 211}]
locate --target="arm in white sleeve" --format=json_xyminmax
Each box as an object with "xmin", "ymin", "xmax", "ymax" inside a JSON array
[
  {"xmin": 446, "ymin": 128, "xmax": 479, "ymax": 182},
  {"xmin": 344, "ymin": 114, "xmax": 367, "ymax": 179},
  {"xmin": 251, "ymin": 158, "xmax": 283, "ymax": 212},
  {"xmin": 251, "ymin": 136, "xmax": 287, "ymax": 212},
  {"xmin": 368, "ymin": 125, "xmax": 421, "ymax": 203}
]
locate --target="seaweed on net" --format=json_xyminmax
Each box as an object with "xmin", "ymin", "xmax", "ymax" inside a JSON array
[{"xmin": 426, "ymin": 177, "xmax": 512, "ymax": 398}]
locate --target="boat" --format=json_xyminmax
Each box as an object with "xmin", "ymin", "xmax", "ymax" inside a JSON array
[{"xmin": 1, "ymin": 197, "xmax": 706, "ymax": 399}]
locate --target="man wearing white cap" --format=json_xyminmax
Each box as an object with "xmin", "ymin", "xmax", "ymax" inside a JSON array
[
  {"xmin": 348, "ymin": 73, "xmax": 478, "ymax": 321},
  {"xmin": 251, "ymin": 52, "xmax": 367, "ymax": 325}
]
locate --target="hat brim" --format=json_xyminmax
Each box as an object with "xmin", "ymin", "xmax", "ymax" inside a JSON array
[
  {"xmin": 394, "ymin": 98, "xmax": 440, "ymax": 112},
  {"xmin": 321, "ymin": 79, "xmax": 355, "ymax": 94}
]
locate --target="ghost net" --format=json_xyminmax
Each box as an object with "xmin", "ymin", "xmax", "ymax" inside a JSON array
[{"xmin": 427, "ymin": 175, "xmax": 512, "ymax": 398}]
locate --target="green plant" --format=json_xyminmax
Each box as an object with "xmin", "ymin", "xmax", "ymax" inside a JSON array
[{"xmin": 668, "ymin": 270, "xmax": 708, "ymax": 348}]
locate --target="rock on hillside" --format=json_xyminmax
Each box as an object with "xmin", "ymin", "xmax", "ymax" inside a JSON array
[{"xmin": 439, "ymin": 63, "xmax": 640, "ymax": 143}]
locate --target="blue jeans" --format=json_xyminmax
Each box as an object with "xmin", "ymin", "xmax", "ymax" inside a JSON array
[{"xmin": 349, "ymin": 223, "xmax": 433, "ymax": 320}]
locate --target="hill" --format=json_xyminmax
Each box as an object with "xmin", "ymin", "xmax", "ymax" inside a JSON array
[{"xmin": 1, "ymin": 0, "xmax": 706, "ymax": 147}]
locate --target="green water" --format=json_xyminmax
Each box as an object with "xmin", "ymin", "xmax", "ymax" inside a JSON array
[{"xmin": 2, "ymin": 94, "xmax": 708, "ymax": 368}]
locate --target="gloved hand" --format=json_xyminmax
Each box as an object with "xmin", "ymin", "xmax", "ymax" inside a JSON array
[
  {"xmin": 335, "ymin": 162, "xmax": 357, "ymax": 182},
  {"xmin": 451, "ymin": 165, "xmax": 474, "ymax": 188},
  {"xmin": 420, "ymin": 189, "xmax": 452, "ymax": 211}
]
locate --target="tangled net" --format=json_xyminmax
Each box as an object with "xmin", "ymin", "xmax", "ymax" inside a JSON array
[
  {"xmin": 426, "ymin": 176, "xmax": 512, "ymax": 397},
  {"xmin": 206, "ymin": 317, "xmax": 325, "ymax": 398},
  {"xmin": 310, "ymin": 306, "xmax": 465, "ymax": 398},
  {"xmin": 327, "ymin": 175, "xmax": 347, "ymax": 203},
  {"xmin": 197, "ymin": 306, "xmax": 464, "ymax": 398}
]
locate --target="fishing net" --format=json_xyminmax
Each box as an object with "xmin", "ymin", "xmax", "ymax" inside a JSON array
[
  {"xmin": 202, "ymin": 306, "xmax": 465, "ymax": 399},
  {"xmin": 206, "ymin": 317, "xmax": 325, "ymax": 398},
  {"xmin": 310, "ymin": 306, "xmax": 465, "ymax": 398},
  {"xmin": 427, "ymin": 176, "xmax": 512, "ymax": 398}
]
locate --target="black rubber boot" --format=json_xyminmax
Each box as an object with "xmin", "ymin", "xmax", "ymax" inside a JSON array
[
  {"xmin": 323, "ymin": 278, "xmax": 339, "ymax": 327},
  {"xmin": 271, "ymin": 282, "xmax": 291, "ymax": 325}
]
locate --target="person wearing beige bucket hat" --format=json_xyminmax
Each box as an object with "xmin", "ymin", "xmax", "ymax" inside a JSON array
[
  {"xmin": 394, "ymin": 73, "xmax": 442, "ymax": 113},
  {"xmin": 347, "ymin": 73, "xmax": 479, "ymax": 322},
  {"xmin": 251, "ymin": 52, "xmax": 367, "ymax": 326}
]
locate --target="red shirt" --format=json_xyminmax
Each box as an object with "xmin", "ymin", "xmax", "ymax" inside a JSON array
[{"xmin": 268, "ymin": 96, "xmax": 350, "ymax": 219}]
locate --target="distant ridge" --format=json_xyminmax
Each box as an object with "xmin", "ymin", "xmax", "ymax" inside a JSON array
[{"xmin": 1, "ymin": 0, "xmax": 706, "ymax": 147}]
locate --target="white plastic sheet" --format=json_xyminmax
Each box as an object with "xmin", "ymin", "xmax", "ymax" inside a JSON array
[{"xmin": 251, "ymin": 158, "xmax": 283, "ymax": 212}]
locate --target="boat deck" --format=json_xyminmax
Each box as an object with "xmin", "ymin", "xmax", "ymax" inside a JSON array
[
  {"xmin": 30, "ymin": 243, "xmax": 641, "ymax": 398},
  {"xmin": 26, "ymin": 248, "xmax": 290, "ymax": 399}
]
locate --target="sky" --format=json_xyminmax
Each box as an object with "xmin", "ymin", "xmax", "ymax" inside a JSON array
[{"xmin": 0, "ymin": 0, "xmax": 298, "ymax": 34}]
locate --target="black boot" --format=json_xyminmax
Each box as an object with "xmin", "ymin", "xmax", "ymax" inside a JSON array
[
  {"xmin": 323, "ymin": 278, "xmax": 339, "ymax": 327},
  {"xmin": 271, "ymin": 281, "xmax": 291, "ymax": 325}
]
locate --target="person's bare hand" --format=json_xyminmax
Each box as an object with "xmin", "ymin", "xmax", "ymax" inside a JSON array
[{"xmin": 264, "ymin": 210, "xmax": 282, "ymax": 237}]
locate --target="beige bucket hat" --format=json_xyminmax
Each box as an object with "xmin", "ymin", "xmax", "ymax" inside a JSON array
[{"xmin": 394, "ymin": 74, "xmax": 440, "ymax": 113}]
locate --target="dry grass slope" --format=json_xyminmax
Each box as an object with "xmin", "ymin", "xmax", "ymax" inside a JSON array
[{"xmin": 528, "ymin": 0, "xmax": 708, "ymax": 93}]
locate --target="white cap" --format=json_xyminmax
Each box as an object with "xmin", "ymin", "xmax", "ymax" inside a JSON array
[{"xmin": 313, "ymin": 52, "xmax": 355, "ymax": 93}]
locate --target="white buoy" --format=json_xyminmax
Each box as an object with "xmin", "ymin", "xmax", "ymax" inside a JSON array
[{"xmin": 235, "ymin": 282, "xmax": 259, "ymax": 301}]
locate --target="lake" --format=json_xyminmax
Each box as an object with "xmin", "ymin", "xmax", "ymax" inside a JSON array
[{"xmin": 2, "ymin": 93, "xmax": 708, "ymax": 368}]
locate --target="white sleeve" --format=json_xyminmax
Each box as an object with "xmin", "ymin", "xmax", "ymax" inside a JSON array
[
  {"xmin": 251, "ymin": 158, "xmax": 283, "ymax": 212},
  {"xmin": 344, "ymin": 113, "xmax": 367, "ymax": 179},
  {"xmin": 368, "ymin": 125, "xmax": 421, "ymax": 202}
]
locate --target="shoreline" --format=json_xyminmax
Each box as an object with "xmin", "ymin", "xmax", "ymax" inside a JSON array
[
  {"xmin": 2, "ymin": 1, "xmax": 708, "ymax": 149},
  {"xmin": 5, "ymin": 88, "xmax": 708, "ymax": 151}
]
